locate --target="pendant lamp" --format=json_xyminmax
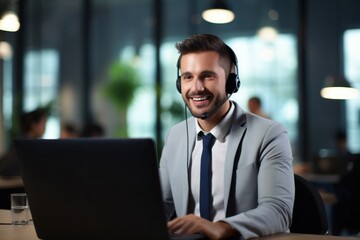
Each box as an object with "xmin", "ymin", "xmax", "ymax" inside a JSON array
[
  {"xmin": 0, "ymin": 0, "xmax": 20, "ymax": 32},
  {"xmin": 202, "ymin": 0, "xmax": 235, "ymax": 24},
  {"xmin": 320, "ymin": 75, "xmax": 359, "ymax": 100}
]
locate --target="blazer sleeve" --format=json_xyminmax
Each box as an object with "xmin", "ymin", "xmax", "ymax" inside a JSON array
[
  {"xmin": 222, "ymin": 119, "xmax": 295, "ymax": 239},
  {"xmin": 159, "ymin": 128, "xmax": 176, "ymax": 221},
  {"xmin": 159, "ymin": 121, "xmax": 192, "ymax": 221}
]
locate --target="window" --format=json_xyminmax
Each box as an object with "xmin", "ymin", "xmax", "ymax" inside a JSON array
[
  {"xmin": 344, "ymin": 29, "xmax": 360, "ymax": 153},
  {"xmin": 125, "ymin": 44, "xmax": 157, "ymax": 138},
  {"xmin": 0, "ymin": 41, "xmax": 14, "ymax": 151},
  {"xmin": 24, "ymin": 49, "xmax": 60, "ymax": 138},
  {"xmin": 228, "ymin": 35, "xmax": 298, "ymax": 146}
]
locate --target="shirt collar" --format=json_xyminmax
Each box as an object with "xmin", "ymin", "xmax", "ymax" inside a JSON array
[{"xmin": 195, "ymin": 101, "xmax": 235, "ymax": 142}]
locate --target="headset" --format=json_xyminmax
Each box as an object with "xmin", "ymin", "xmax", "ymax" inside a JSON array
[{"xmin": 175, "ymin": 45, "xmax": 240, "ymax": 95}]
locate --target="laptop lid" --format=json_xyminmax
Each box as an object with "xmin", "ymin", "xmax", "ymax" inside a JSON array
[{"xmin": 14, "ymin": 138, "xmax": 170, "ymax": 240}]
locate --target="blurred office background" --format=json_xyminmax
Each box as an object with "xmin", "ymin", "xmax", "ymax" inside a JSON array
[{"xmin": 0, "ymin": 0, "xmax": 359, "ymax": 164}]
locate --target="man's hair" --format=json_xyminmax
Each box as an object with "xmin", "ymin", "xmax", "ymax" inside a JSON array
[{"xmin": 175, "ymin": 34, "xmax": 234, "ymax": 68}]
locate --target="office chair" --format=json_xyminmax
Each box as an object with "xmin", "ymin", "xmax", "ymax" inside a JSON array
[{"xmin": 290, "ymin": 174, "xmax": 328, "ymax": 235}]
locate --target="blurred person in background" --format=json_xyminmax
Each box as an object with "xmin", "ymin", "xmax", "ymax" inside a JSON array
[
  {"xmin": 0, "ymin": 107, "xmax": 48, "ymax": 177},
  {"xmin": 60, "ymin": 122, "xmax": 79, "ymax": 139},
  {"xmin": 80, "ymin": 122, "xmax": 105, "ymax": 138},
  {"xmin": 247, "ymin": 96, "xmax": 270, "ymax": 119}
]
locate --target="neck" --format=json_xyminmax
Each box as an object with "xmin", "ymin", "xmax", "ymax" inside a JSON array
[{"xmin": 198, "ymin": 100, "xmax": 231, "ymax": 132}]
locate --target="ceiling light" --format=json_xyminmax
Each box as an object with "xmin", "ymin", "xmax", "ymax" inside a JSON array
[
  {"xmin": 257, "ymin": 26, "xmax": 278, "ymax": 41},
  {"xmin": 202, "ymin": 0, "xmax": 235, "ymax": 24},
  {"xmin": 0, "ymin": 10, "xmax": 20, "ymax": 32},
  {"xmin": 0, "ymin": 41, "xmax": 12, "ymax": 59},
  {"xmin": 320, "ymin": 75, "xmax": 359, "ymax": 100}
]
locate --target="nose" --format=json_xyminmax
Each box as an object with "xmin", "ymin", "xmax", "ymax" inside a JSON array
[{"xmin": 191, "ymin": 77, "xmax": 205, "ymax": 92}]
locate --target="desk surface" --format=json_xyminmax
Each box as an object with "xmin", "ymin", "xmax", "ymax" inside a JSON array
[
  {"xmin": 0, "ymin": 209, "xmax": 38, "ymax": 240},
  {"xmin": 0, "ymin": 209, "xmax": 358, "ymax": 240},
  {"xmin": 257, "ymin": 233, "xmax": 359, "ymax": 240}
]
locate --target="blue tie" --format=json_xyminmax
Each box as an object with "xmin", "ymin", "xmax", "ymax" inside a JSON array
[{"xmin": 199, "ymin": 132, "xmax": 215, "ymax": 220}]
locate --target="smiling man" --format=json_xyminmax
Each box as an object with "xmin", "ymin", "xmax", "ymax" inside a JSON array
[{"xmin": 159, "ymin": 34, "xmax": 295, "ymax": 239}]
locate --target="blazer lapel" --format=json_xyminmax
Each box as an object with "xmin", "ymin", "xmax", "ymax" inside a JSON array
[
  {"xmin": 223, "ymin": 104, "xmax": 247, "ymax": 212},
  {"xmin": 180, "ymin": 118, "xmax": 196, "ymax": 215}
]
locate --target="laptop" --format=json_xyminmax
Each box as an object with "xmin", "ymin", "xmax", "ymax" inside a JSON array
[{"xmin": 14, "ymin": 138, "xmax": 171, "ymax": 240}]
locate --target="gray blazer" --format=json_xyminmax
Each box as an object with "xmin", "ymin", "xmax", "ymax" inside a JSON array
[{"xmin": 159, "ymin": 101, "xmax": 295, "ymax": 239}]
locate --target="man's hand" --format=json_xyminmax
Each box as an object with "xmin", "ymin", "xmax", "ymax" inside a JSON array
[{"xmin": 167, "ymin": 214, "xmax": 238, "ymax": 239}]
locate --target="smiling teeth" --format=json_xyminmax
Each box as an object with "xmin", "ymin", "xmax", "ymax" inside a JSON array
[{"xmin": 193, "ymin": 97, "xmax": 207, "ymax": 101}]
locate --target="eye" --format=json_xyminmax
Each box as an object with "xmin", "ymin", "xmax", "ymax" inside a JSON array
[
  {"xmin": 201, "ymin": 72, "xmax": 215, "ymax": 80},
  {"xmin": 204, "ymin": 73, "xmax": 213, "ymax": 78},
  {"xmin": 182, "ymin": 74, "xmax": 192, "ymax": 81}
]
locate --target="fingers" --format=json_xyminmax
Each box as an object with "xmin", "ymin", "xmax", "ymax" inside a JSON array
[
  {"xmin": 168, "ymin": 214, "xmax": 205, "ymax": 235},
  {"xmin": 167, "ymin": 215, "xmax": 238, "ymax": 240}
]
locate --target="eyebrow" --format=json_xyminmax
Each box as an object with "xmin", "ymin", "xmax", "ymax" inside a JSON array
[
  {"xmin": 180, "ymin": 70, "xmax": 217, "ymax": 77},
  {"xmin": 199, "ymin": 70, "xmax": 217, "ymax": 76}
]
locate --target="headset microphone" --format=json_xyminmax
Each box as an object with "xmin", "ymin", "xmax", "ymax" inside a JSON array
[{"xmin": 199, "ymin": 95, "xmax": 230, "ymax": 120}]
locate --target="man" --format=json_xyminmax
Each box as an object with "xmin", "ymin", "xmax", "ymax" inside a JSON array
[{"xmin": 159, "ymin": 34, "xmax": 294, "ymax": 239}]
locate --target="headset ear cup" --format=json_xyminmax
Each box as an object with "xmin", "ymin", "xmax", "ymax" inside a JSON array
[
  {"xmin": 226, "ymin": 73, "xmax": 240, "ymax": 94},
  {"xmin": 235, "ymin": 75, "xmax": 240, "ymax": 92},
  {"xmin": 176, "ymin": 77, "xmax": 181, "ymax": 93}
]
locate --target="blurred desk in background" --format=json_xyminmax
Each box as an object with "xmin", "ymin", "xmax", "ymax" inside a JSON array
[
  {"xmin": 300, "ymin": 173, "xmax": 339, "ymax": 202},
  {"xmin": 0, "ymin": 176, "xmax": 23, "ymax": 189},
  {"xmin": 299, "ymin": 173, "xmax": 340, "ymax": 184},
  {"xmin": 299, "ymin": 173, "xmax": 339, "ymax": 205}
]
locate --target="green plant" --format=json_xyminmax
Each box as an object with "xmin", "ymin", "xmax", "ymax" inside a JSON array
[
  {"xmin": 103, "ymin": 61, "xmax": 140, "ymax": 111},
  {"xmin": 102, "ymin": 61, "xmax": 140, "ymax": 137}
]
